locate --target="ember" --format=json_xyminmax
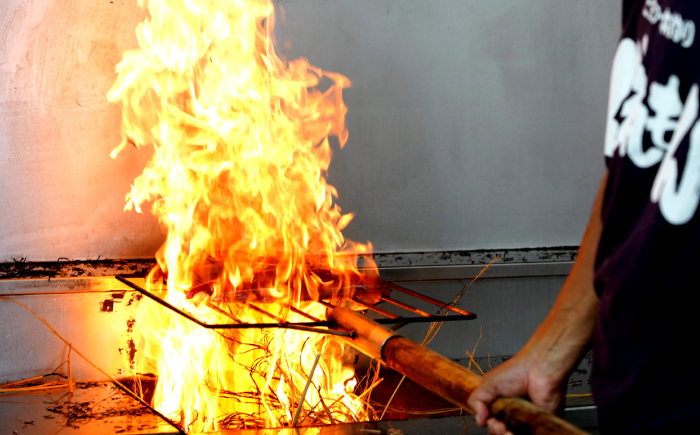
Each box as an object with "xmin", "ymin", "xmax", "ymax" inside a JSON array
[{"xmin": 108, "ymin": 0, "xmax": 377, "ymax": 431}]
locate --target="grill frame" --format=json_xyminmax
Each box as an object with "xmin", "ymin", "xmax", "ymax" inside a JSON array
[{"xmin": 115, "ymin": 273, "xmax": 476, "ymax": 337}]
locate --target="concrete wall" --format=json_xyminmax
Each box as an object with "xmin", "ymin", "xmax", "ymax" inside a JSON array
[{"xmin": 0, "ymin": 0, "xmax": 620, "ymax": 261}]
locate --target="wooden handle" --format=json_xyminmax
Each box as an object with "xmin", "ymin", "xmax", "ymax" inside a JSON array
[{"xmin": 329, "ymin": 308, "xmax": 588, "ymax": 435}]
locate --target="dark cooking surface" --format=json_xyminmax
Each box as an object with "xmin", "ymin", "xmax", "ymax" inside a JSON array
[{"xmin": 0, "ymin": 381, "xmax": 177, "ymax": 435}]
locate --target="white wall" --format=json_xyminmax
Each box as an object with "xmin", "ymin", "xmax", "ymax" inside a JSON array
[
  {"xmin": 0, "ymin": 0, "xmax": 620, "ymax": 261},
  {"xmin": 0, "ymin": 0, "xmax": 160, "ymax": 261}
]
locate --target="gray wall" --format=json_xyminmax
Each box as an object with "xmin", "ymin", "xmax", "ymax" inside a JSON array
[{"xmin": 0, "ymin": 1, "xmax": 620, "ymax": 261}]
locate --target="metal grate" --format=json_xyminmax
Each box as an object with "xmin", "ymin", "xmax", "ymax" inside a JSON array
[{"xmin": 115, "ymin": 273, "xmax": 476, "ymax": 338}]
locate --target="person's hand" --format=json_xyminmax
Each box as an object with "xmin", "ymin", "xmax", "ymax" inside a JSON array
[
  {"xmin": 466, "ymin": 173, "xmax": 605, "ymax": 434},
  {"xmin": 466, "ymin": 350, "xmax": 568, "ymax": 435}
]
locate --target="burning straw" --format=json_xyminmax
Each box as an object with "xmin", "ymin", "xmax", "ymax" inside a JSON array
[{"xmin": 108, "ymin": 0, "xmax": 377, "ymax": 430}]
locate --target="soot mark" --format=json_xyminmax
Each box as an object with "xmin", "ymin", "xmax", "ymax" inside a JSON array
[
  {"xmin": 127, "ymin": 339, "xmax": 137, "ymax": 370},
  {"xmin": 100, "ymin": 299, "xmax": 114, "ymax": 312},
  {"xmin": 126, "ymin": 318, "xmax": 135, "ymax": 333},
  {"xmin": 126, "ymin": 293, "xmax": 143, "ymax": 306},
  {"xmin": 0, "ymin": 258, "xmax": 156, "ymax": 279}
]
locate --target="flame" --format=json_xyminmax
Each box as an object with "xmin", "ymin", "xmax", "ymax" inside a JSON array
[{"xmin": 108, "ymin": 0, "xmax": 378, "ymax": 431}]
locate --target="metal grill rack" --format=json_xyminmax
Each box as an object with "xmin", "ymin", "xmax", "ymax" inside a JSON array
[{"xmin": 115, "ymin": 273, "xmax": 476, "ymax": 337}]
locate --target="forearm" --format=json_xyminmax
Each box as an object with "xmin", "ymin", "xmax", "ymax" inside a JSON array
[
  {"xmin": 523, "ymin": 172, "xmax": 607, "ymax": 379},
  {"xmin": 467, "ymin": 173, "xmax": 609, "ymax": 429}
]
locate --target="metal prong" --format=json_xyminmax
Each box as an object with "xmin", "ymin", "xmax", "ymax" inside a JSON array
[
  {"xmin": 289, "ymin": 305, "xmax": 321, "ymax": 322},
  {"xmin": 351, "ymin": 298, "xmax": 400, "ymax": 319},
  {"xmin": 385, "ymin": 282, "xmax": 475, "ymax": 316},
  {"xmin": 379, "ymin": 296, "xmax": 431, "ymax": 317},
  {"xmin": 206, "ymin": 302, "xmax": 242, "ymax": 324},
  {"xmin": 247, "ymin": 303, "xmax": 286, "ymax": 322},
  {"xmin": 317, "ymin": 300, "xmax": 336, "ymax": 310}
]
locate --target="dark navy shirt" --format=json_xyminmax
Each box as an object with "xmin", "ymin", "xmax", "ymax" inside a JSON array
[{"xmin": 593, "ymin": 1, "xmax": 700, "ymax": 432}]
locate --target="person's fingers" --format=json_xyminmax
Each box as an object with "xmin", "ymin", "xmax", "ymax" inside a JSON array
[
  {"xmin": 468, "ymin": 361, "xmax": 529, "ymax": 426},
  {"xmin": 468, "ymin": 399, "xmax": 489, "ymax": 427},
  {"xmin": 486, "ymin": 417, "xmax": 511, "ymax": 435},
  {"xmin": 467, "ymin": 377, "xmax": 500, "ymax": 427}
]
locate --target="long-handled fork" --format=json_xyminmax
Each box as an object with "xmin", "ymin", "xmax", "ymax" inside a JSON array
[
  {"xmin": 328, "ymin": 307, "xmax": 588, "ymax": 435},
  {"xmin": 117, "ymin": 271, "xmax": 588, "ymax": 435}
]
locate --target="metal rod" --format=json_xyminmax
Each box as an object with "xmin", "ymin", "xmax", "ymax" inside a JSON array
[
  {"xmin": 317, "ymin": 300, "xmax": 336, "ymax": 310},
  {"xmin": 292, "ymin": 353, "xmax": 322, "ymax": 426},
  {"xmin": 384, "ymin": 281, "xmax": 475, "ymax": 316},
  {"xmin": 289, "ymin": 305, "xmax": 321, "ymax": 322},
  {"xmin": 351, "ymin": 298, "xmax": 399, "ymax": 319},
  {"xmin": 206, "ymin": 302, "xmax": 242, "ymax": 324},
  {"xmin": 115, "ymin": 275, "xmax": 211, "ymax": 328},
  {"xmin": 379, "ymin": 295, "xmax": 432, "ymax": 317},
  {"xmin": 269, "ymin": 324, "xmax": 355, "ymax": 338},
  {"xmin": 248, "ymin": 303, "xmax": 286, "ymax": 322},
  {"xmin": 373, "ymin": 315, "xmax": 475, "ymax": 325}
]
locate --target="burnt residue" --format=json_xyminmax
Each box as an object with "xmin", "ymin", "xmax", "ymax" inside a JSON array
[
  {"xmin": 126, "ymin": 318, "xmax": 136, "ymax": 333},
  {"xmin": 371, "ymin": 247, "xmax": 579, "ymax": 268},
  {"xmin": 100, "ymin": 299, "xmax": 114, "ymax": 312},
  {"xmin": 44, "ymin": 382, "xmax": 154, "ymax": 428},
  {"xmin": 47, "ymin": 401, "xmax": 92, "ymax": 429},
  {"xmin": 0, "ymin": 258, "xmax": 156, "ymax": 280},
  {"xmin": 127, "ymin": 339, "xmax": 137, "ymax": 370},
  {"xmin": 124, "ymin": 312, "xmax": 137, "ymax": 370},
  {"xmin": 78, "ymin": 381, "xmax": 101, "ymax": 389},
  {"xmin": 100, "ymin": 292, "xmax": 132, "ymax": 312},
  {"xmin": 126, "ymin": 293, "xmax": 143, "ymax": 306}
]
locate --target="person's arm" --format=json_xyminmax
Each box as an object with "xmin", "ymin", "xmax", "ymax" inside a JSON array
[{"xmin": 467, "ymin": 172, "xmax": 608, "ymax": 435}]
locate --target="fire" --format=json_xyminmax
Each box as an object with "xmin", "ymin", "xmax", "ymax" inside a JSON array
[{"xmin": 108, "ymin": 0, "xmax": 377, "ymax": 431}]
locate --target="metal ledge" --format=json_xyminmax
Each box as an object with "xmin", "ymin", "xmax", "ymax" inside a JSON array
[{"xmin": 378, "ymin": 261, "xmax": 574, "ymax": 282}]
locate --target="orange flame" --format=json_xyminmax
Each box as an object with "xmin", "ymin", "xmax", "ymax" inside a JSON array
[{"xmin": 108, "ymin": 0, "xmax": 377, "ymax": 431}]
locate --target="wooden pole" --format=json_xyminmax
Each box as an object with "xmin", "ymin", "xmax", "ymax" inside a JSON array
[{"xmin": 328, "ymin": 307, "xmax": 588, "ymax": 435}]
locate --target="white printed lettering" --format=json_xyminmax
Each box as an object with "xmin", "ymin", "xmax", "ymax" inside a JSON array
[
  {"xmin": 650, "ymin": 85, "xmax": 700, "ymax": 225},
  {"xmin": 605, "ymin": 38, "xmax": 649, "ymax": 160},
  {"xmin": 643, "ymin": 0, "xmax": 695, "ymax": 48},
  {"xmin": 606, "ymin": 29, "xmax": 700, "ymax": 224},
  {"xmin": 682, "ymin": 21, "xmax": 696, "ymax": 48},
  {"xmin": 643, "ymin": 0, "xmax": 662, "ymax": 25},
  {"xmin": 633, "ymin": 75, "xmax": 683, "ymax": 167}
]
